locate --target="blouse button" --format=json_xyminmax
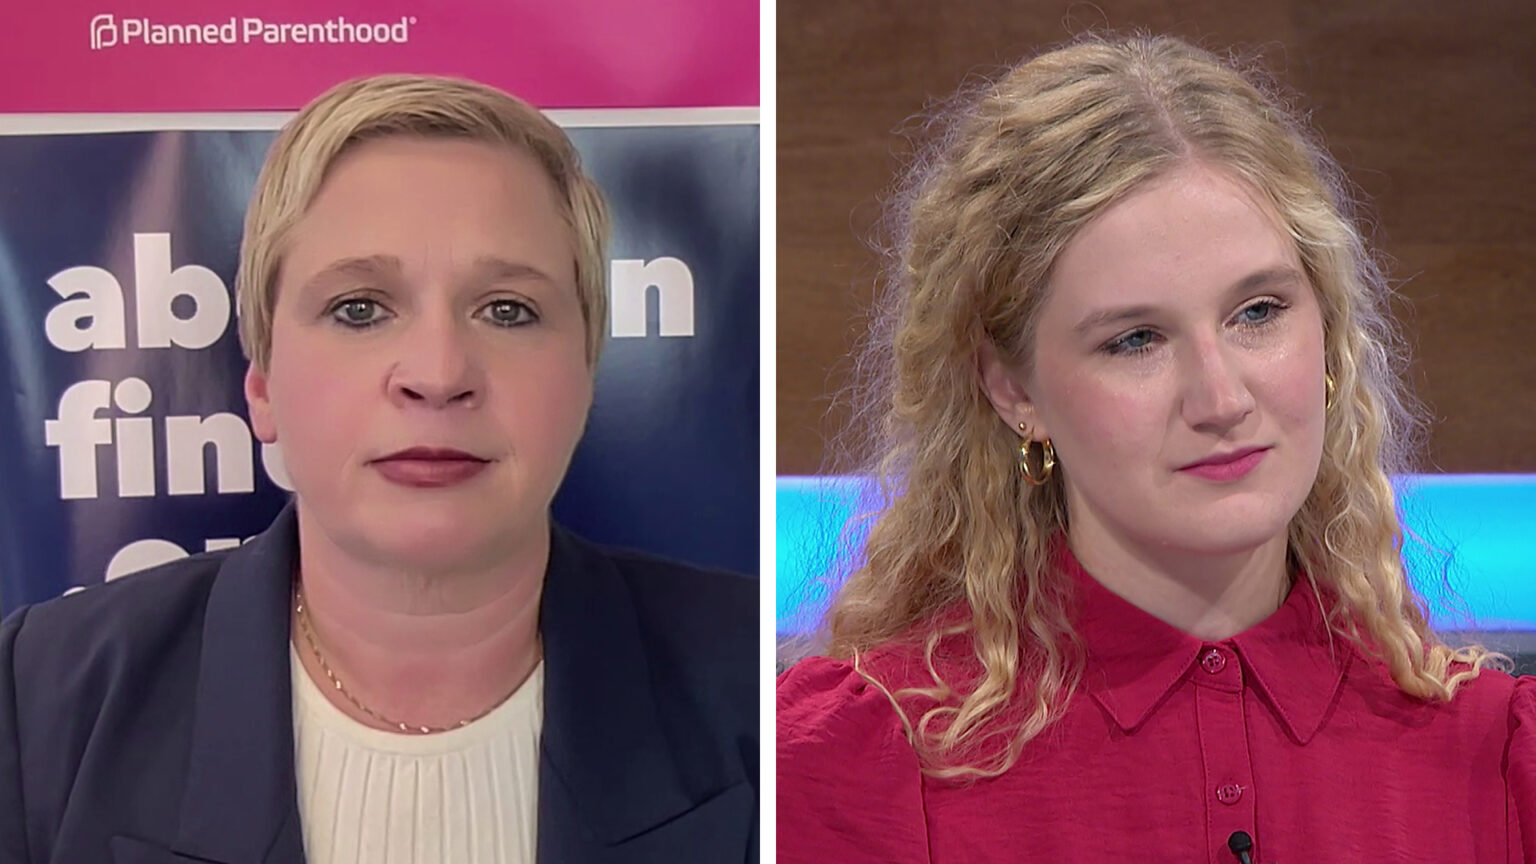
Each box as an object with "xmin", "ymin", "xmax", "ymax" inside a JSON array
[
  {"xmin": 1216, "ymin": 783, "xmax": 1244, "ymax": 805},
  {"xmin": 1200, "ymin": 648, "xmax": 1227, "ymax": 674}
]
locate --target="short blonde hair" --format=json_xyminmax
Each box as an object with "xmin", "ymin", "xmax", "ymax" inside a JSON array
[{"xmin": 236, "ymin": 74, "xmax": 610, "ymax": 370}]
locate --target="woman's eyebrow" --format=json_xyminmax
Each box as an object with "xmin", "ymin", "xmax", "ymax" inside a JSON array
[
  {"xmin": 1072, "ymin": 266, "xmax": 1306, "ymax": 335},
  {"xmin": 296, "ymin": 254, "xmax": 559, "ymax": 297},
  {"xmin": 468, "ymin": 255, "xmax": 559, "ymax": 287},
  {"xmin": 297, "ymin": 254, "xmax": 403, "ymax": 296},
  {"xmin": 1226, "ymin": 265, "xmax": 1305, "ymax": 297},
  {"xmin": 1072, "ymin": 303, "xmax": 1159, "ymax": 336}
]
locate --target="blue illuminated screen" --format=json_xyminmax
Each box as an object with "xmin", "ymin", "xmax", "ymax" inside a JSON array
[{"xmin": 776, "ymin": 475, "xmax": 1536, "ymax": 637}]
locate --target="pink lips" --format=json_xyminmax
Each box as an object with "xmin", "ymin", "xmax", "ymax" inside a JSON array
[
  {"xmin": 1178, "ymin": 447, "xmax": 1269, "ymax": 482},
  {"xmin": 371, "ymin": 447, "xmax": 490, "ymax": 488}
]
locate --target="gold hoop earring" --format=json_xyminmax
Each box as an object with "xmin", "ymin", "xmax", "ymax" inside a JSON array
[
  {"xmin": 1325, "ymin": 373, "xmax": 1336, "ymax": 410},
  {"xmin": 1016, "ymin": 422, "xmax": 1056, "ymax": 486}
]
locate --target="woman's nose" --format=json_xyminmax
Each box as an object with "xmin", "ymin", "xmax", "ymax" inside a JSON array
[
  {"xmin": 386, "ymin": 318, "xmax": 484, "ymax": 409},
  {"xmin": 1181, "ymin": 339, "xmax": 1256, "ymax": 432}
]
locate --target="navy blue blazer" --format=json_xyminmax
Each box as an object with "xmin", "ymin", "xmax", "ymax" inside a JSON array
[{"xmin": 0, "ymin": 504, "xmax": 758, "ymax": 863}]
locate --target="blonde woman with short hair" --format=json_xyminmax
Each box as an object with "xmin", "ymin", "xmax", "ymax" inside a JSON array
[
  {"xmin": 1, "ymin": 74, "xmax": 757, "ymax": 864},
  {"xmin": 778, "ymin": 34, "xmax": 1534, "ymax": 861}
]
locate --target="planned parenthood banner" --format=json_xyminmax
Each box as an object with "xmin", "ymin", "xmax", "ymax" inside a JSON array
[
  {"xmin": 0, "ymin": 123, "xmax": 759, "ymax": 612},
  {"xmin": 0, "ymin": 1, "xmax": 757, "ymax": 111}
]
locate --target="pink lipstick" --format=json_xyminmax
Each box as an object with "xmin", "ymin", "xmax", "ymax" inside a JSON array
[{"xmin": 1178, "ymin": 447, "xmax": 1268, "ymax": 482}]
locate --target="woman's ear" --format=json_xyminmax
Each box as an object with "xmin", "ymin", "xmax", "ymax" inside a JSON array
[
  {"xmin": 976, "ymin": 340, "xmax": 1049, "ymax": 440},
  {"xmin": 245, "ymin": 362, "xmax": 278, "ymax": 445}
]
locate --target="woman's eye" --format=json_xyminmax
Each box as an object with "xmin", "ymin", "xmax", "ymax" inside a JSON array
[
  {"xmin": 481, "ymin": 299, "xmax": 537, "ymax": 327},
  {"xmin": 1105, "ymin": 328, "xmax": 1158, "ymax": 356},
  {"xmin": 330, "ymin": 298, "xmax": 387, "ymax": 328},
  {"xmin": 1236, "ymin": 299, "xmax": 1287, "ymax": 326}
]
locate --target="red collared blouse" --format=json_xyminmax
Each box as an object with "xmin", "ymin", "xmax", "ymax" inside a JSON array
[{"xmin": 778, "ymin": 551, "xmax": 1536, "ymax": 862}]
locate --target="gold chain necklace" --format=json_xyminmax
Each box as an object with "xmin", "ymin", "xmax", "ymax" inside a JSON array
[{"xmin": 293, "ymin": 585, "xmax": 503, "ymax": 735}]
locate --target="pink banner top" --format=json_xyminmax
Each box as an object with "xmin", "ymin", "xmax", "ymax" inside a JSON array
[{"xmin": 2, "ymin": 0, "xmax": 758, "ymax": 111}]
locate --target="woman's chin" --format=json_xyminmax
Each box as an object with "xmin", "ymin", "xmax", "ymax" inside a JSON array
[
  {"xmin": 344, "ymin": 510, "xmax": 537, "ymax": 574},
  {"xmin": 1152, "ymin": 520, "xmax": 1290, "ymax": 559}
]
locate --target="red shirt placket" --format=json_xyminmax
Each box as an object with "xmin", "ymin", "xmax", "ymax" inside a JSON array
[{"xmin": 1193, "ymin": 643, "xmax": 1258, "ymax": 864}]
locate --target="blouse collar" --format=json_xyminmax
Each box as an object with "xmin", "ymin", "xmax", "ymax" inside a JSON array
[{"xmin": 1061, "ymin": 545, "xmax": 1351, "ymax": 745}]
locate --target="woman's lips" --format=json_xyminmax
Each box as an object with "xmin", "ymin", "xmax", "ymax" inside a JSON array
[
  {"xmin": 371, "ymin": 450, "xmax": 490, "ymax": 488},
  {"xmin": 1178, "ymin": 448, "xmax": 1269, "ymax": 482}
]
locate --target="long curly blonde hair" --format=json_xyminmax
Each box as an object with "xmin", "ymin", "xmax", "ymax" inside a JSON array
[{"xmin": 821, "ymin": 33, "xmax": 1506, "ymax": 779}]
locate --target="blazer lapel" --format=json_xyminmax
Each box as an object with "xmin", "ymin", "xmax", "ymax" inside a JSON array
[
  {"xmin": 168, "ymin": 502, "xmax": 305, "ymax": 864},
  {"xmin": 536, "ymin": 527, "xmax": 697, "ymax": 856}
]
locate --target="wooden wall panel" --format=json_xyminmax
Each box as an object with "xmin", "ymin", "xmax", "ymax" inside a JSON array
[{"xmin": 776, "ymin": 0, "xmax": 1536, "ymax": 474}]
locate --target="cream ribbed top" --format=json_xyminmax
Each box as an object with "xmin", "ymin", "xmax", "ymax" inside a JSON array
[{"xmin": 291, "ymin": 646, "xmax": 543, "ymax": 864}]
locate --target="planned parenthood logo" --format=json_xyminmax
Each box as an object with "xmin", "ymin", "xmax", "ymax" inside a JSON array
[{"xmin": 89, "ymin": 13, "xmax": 417, "ymax": 50}]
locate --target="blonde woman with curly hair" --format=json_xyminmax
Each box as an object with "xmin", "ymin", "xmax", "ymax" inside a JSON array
[{"xmin": 778, "ymin": 34, "xmax": 1534, "ymax": 862}]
